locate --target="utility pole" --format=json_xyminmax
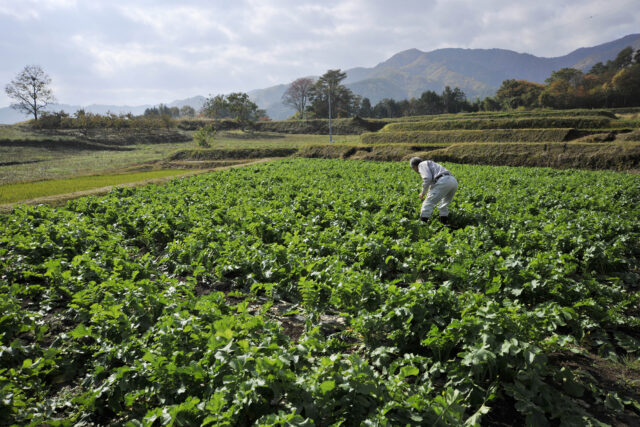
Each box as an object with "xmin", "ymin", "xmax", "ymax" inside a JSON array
[
  {"xmin": 328, "ymin": 86, "xmax": 333, "ymax": 143},
  {"xmin": 319, "ymin": 69, "xmax": 346, "ymax": 143}
]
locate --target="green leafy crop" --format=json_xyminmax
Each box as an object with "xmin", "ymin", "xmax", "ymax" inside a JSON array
[{"xmin": 1, "ymin": 158, "xmax": 639, "ymax": 425}]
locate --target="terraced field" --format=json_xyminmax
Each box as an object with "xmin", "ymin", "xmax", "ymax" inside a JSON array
[{"xmin": 349, "ymin": 110, "xmax": 640, "ymax": 171}]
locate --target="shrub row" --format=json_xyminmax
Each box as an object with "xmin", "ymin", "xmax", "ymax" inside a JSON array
[
  {"xmin": 384, "ymin": 116, "xmax": 612, "ymax": 131},
  {"xmin": 29, "ymin": 111, "xmax": 177, "ymax": 130},
  {"xmin": 361, "ymin": 128, "xmax": 575, "ymax": 144}
]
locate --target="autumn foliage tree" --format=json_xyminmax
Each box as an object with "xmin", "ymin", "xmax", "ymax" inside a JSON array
[
  {"xmin": 282, "ymin": 77, "xmax": 314, "ymax": 119},
  {"xmin": 537, "ymin": 46, "xmax": 640, "ymax": 109},
  {"xmin": 610, "ymin": 64, "xmax": 640, "ymax": 107}
]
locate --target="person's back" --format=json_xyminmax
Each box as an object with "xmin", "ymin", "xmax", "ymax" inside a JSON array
[{"xmin": 409, "ymin": 157, "xmax": 458, "ymax": 224}]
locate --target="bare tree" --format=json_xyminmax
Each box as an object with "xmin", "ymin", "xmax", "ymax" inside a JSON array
[
  {"xmin": 282, "ymin": 77, "xmax": 314, "ymax": 119},
  {"xmin": 5, "ymin": 65, "xmax": 56, "ymax": 121}
]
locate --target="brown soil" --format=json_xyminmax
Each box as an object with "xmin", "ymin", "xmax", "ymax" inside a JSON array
[{"xmin": 549, "ymin": 350, "xmax": 640, "ymax": 426}]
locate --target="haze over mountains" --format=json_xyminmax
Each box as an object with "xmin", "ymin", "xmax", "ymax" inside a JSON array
[{"xmin": 2, "ymin": 34, "xmax": 639, "ymax": 124}]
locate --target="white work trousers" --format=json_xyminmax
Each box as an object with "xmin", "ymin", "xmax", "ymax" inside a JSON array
[{"xmin": 421, "ymin": 175, "xmax": 458, "ymax": 218}]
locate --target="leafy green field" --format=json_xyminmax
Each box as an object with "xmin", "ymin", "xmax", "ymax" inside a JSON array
[{"xmin": 1, "ymin": 159, "xmax": 639, "ymax": 425}]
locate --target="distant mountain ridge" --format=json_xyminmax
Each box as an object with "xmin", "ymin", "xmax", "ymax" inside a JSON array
[
  {"xmin": 1, "ymin": 34, "xmax": 638, "ymax": 123},
  {"xmin": 254, "ymin": 33, "xmax": 640, "ymax": 119},
  {"xmin": 343, "ymin": 33, "xmax": 640, "ymax": 100}
]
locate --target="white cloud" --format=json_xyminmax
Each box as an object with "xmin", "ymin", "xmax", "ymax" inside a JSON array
[
  {"xmin": 115, "ymin": 4, "xmax": 233, "ymax": 41},
  {"xmin": 1, "ymin": 0, "xmax": 639, "ymax": 106},
  {"xmin": 0, "ymin": 0, "xmax": 76, "ymax": 20},
  {"xmin": 71, "ymin": 35, "xmax": 190, "ymax": 76}
]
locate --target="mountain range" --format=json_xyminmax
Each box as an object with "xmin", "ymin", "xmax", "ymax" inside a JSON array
[{"xmin": 1, "ymin": 34, "xmax": 639, "ymax": 123}]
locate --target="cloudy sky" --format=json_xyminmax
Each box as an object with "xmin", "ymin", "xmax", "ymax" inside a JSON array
[{"xmin": 1, "ymin": 0, "xmax": 639, "ymax": 107}]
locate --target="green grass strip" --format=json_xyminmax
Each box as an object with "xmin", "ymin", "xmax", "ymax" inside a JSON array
[
  {"xmin": 0, "ymin": 170, "xmax": 187, "ymax": 204},
  {"xmin": 383, "ymin": 117, "xmax": 611, "ymax": 131}
]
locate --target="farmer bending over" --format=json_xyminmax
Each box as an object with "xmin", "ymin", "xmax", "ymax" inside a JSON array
[{"xmin": 409, "ymin": 157, "xmax": 458, "ymax": 225}]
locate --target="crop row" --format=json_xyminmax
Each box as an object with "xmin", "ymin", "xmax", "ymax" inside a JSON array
[{"xmin": 1, "ymin": 159, "xmax": 639, "ymax": 425}]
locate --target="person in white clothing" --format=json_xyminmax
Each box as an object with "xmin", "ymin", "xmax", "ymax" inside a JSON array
[{"xmin": 409, "ymin": 157, "xmax": 458, "ymax": 225}]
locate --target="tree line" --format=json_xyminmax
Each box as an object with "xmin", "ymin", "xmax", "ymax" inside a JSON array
[
  {"xmin": 281, "ymin": 70, "xmax": 472, "ymax": 119},
  {"xmin": 28, "ymin": 109, "xmax": 179, "ymax": 130},
  {"xmin": 143, "ymin": 104, "xmax": 196, "ymax": 118}
]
